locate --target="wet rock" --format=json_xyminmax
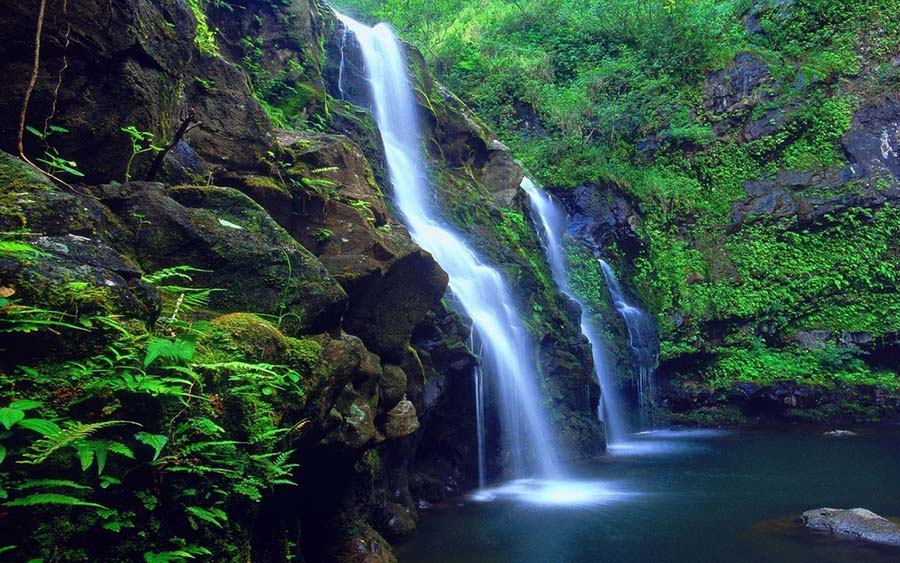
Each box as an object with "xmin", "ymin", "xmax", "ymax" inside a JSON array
[
  {"xmin": 703, "ymin": 53, "xmax": 773, "ymax": 115},
  {"xmin": 383, "ymin": 398, "xmax": 420, "ymax": 439},
  {"xmin": 802, "ymin": 508, "xmax": 900, "ymax": 546},
  {"xmin": 842, "ymin": 101, "xmax": 900, "ymax": 180},
  {"xmin": 380, "ymin": 501, "xmax": 417, "ymax": 540},
  {"xmin": 822, "ymin": 430, "xmax": 859, "ymax": 437},
  {"xmin": 553, "ymin": 182, "xmax": 644, "ymax": 259}
]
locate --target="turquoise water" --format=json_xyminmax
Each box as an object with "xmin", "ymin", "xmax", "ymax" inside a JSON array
[{"xmin": 396, "ymin": 427, "xmax": 900, "ymax": 562}]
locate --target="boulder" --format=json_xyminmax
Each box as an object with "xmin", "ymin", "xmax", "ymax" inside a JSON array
[
  {"xmin": 802, "ymin": 508, "xmax": 900, "ymax": 546},
  {"xmin": 84, "ymin": 181, "xmax": 348, "ymax": 335},
  {"xmin": 380, "ymin": 364, "xmax": 408, "ymax": 411},
  {"xmin": 383, "ymin": 398, "xmax": 420, "ymax": 439},
  {"xmin": 231, "ymin": 131, "xmax": 448, "ymax": 361}
]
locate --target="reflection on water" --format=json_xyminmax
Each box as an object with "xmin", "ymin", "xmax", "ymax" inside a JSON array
[{"xmin": 397, "ymin": 427, "xmax": 900, "ymax": 563}]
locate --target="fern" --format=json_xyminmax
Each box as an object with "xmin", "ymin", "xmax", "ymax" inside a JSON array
[
  {"xmin": 185, "ymin": 505, "xmax": 228, "ymax": 529},
  {"xmin": 19, "ymin": 420, "xmax": 138, "ymax": 465},
  {"xmin": 4, "ymin": 493, "xmax": 105, "ymax": 509},
  {"xmin": 75, "ymin": 440, "xmax": 135, "ymax": 474},
  {"xmin": 144, "ymin": 338, "xmax": 196, "ymax": 367},
  {"xmin": 141, "ymin": 266, "xmax": 211, "ymax": 285},
  {"xmin": 17, "ymin": 479, "xmax": 91, "ymax": 491},
  {"xmin": 0, "ymin": 240, "xmax": 47, "ymax": 259},
  {"xmin": 135, "ymin": 432, "xmax": 168, "ymax": 461}
]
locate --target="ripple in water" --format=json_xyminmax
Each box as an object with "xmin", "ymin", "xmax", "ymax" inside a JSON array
[
  {"xmin": 607, "ymin": 429, "xmax": 732, "ymax": 456},
  {"xmin": 469, "ymin": 479, "xmax": 635, "ymax": 507}
]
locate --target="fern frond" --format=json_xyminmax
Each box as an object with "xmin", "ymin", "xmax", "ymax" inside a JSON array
[
  {"xmin": 17, "ymin": 479, "xmax": 91, "ymax": 491},
  {"xmin": 4, "ymin": 493, "xmax": 105, "ymax": 509},
  {"xmin": 141, "ymin": 266, "xmax": 211, "ymax": 285},
  {"xmin": 19, "ymin": 420, "xmax": 139, "ymax": 465}
]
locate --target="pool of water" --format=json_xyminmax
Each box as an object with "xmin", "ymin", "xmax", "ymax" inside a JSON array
[{"xmin": 396, "ymin": 426, "xmax": 900, "ymax": 562}]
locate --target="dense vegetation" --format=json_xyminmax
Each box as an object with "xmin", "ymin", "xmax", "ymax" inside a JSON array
[{"xmin": 337, "ymin": 0, "xmax": 900, "ymax": 391}]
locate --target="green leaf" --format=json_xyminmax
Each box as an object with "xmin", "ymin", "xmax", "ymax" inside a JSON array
[
  {"xmin": 4, "ymin": 493, "xmax": 105, "ymax": 509},
  {"xmin": 77, "ymin": 447, "xmax": 94, "ymax": 472},
  {"xmin": 0, "ymin": 444, "xmax": 5, "ymax": 464},
  {"xmin": 9, "ymin": 400, "xmax": 41, "ymax": 411},
  {"xmin": 95, "ymin": 448, "xmax": 108, "ymax": 475},
  {"xmin": 17, "ymin": 418, "xmax": 62, "ymax": 436},
  {"xmin": 135, "ymin": 432, "xmax": 168, "ymax": 461},
  {"xmin": 0, "ymin": 408, "xmax": 24, "ymax": 430}
]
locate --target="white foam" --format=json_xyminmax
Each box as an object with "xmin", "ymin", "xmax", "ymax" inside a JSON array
[{"xmin": 469, "ymin": 479, "xmax": 634, "ymax": 507}]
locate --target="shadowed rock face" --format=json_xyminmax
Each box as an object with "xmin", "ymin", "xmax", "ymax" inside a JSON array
[
  {"xmin": 0, "ymin": 0, "xmax": 273, "ymax": 183},
  {"xmin": 802, "ymin": 508, "xmax": 900, "ymax": 546}
]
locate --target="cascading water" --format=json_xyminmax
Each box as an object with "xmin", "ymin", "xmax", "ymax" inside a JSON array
[
  {"xmin": 599, "ymin": 260, "xmax": 657, "ymax": 427},
  {"xmin": 337, "ymin": 28, "xmax": 349, "ymax": 100},
  {"xmin": 520, "ymin": 179, "xmax": 629, "ymax": 444},
  {"xmin": 335, "ymin": 13, "xmax": 560, "ymax": 480}
]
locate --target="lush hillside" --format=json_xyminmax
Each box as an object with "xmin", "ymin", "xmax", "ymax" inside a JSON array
[{"xmin": 337, "ymin": 0, "xmax": 900, "ymax": 413}]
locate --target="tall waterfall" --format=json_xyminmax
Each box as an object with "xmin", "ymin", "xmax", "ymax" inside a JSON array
[
  {"xmin": 520, "ymin": 179, "xmax": 629, "ymax": 444},
  {"xmin": 335, "ymin": 13, "xmax": 560, "ymax": 479},
  {"xmin": 599, "ymin": 260, "xmax": 657, "ymax": 428}
]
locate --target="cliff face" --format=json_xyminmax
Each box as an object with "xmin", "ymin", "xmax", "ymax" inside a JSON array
[{"xmin": 0, "ymin": 1, "xmax": 601, "ymax": 561}]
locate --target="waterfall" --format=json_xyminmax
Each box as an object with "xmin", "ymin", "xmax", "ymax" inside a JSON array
[
  {"xmin": 335, "ymin": 13, "xmax": 561, "ymax": 480},
  {"xmin": 599, "ymin": 260, "xmax": 656, "ymax": 428},
  {"xmin": 520, "ymin": 179, "xmax": 629, "ymax": 444},
  {"xmin": 337, "ymin": 27, "xmax": 349, "ymax": 100}
]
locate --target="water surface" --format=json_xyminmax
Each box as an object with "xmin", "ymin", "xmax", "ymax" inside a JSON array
[{"xmin": 397, "ymin": 427, "xmax": 900, "ymax": 562}]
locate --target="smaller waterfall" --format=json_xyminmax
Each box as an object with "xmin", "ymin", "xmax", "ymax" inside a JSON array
[
  {"xmin": 337, "ymin": 27, "xmax": 349, "ymax": 100},
  {"xmin": 521, "ymin": 179, "xmax": 629, "ymax": 444},
  {"xmin": 470, "ymin": 329, "xmax": 487, "ymax": 487},
  {"xmin": 599, "ymin": 261, "xmax": 657, "ymax": 428}
]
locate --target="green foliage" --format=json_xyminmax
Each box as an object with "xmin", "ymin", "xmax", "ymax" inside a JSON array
[
  {"xmin": 1, "ymin": 264, "xmax": 308, "ymax": 560},
  {"xmin": 26, "ymin": 124, "xmax": 85, "ymax": 177},
  {"xmin": 121, "ymin": 125, "xmax": 164, "ymax": 182},
  {"xmin": 345, "ymin": 0, "xmax": 900, "ymax": 391},
  {"xmin": 186, "ymin": 0, "xmax": 220, "ymax": 56}
]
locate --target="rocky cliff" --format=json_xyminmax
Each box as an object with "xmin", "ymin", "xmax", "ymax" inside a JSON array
[{"xmin": 0, "ymin": 1, "xmax": 602, "ymax": 561}]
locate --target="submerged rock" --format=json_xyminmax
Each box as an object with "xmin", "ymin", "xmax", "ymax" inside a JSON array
[
  {"xmin": 822, "ymin": 430, "xmax": 859, "ymax": 437},
  {"xmin": 802, "ymin": 508, "xmax": 900, "ymax": 546}
]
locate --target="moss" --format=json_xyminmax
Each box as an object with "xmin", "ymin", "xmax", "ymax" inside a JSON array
[
  {"xmin": 0, "ymin": 151, "xmax": 55, "ymax": 195},
  {"xmin": 201, "ymin": 313, "xmax": 290, "ymax": 363}
]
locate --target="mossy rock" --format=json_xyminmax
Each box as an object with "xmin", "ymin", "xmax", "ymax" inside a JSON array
[
  {"xmin": 84, "ymin": 181, "xmax": 348, "ymax": 335},
  {"xmin": 201, "ymin": 313, "xmax": 290, "ymax": 364}
]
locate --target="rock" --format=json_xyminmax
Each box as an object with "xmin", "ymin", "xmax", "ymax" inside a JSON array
[
  {"xmin": 0, "ymin": 0, "xmax": 273, "ymax": 183},
  {"xmin": 380, "ymin": 501, "xmax": 417, "ymax": 540},
  {"xmin": 554, "ymin": 182, "xmax": 644, "ymax": 260},
  {"xmin": 822, "ymin": 430, "xmax": 859, "ymax": 437},
  {"xmin": 802, "ymin": 508, "xmax": 900, "ymax": 546},
  {"xmin": 380, "ymin": 365, "xmax": 408, "ymax": 411},
  {"xmin": 842, "ymin": 101, "xmax": 900, "ymax": 180},
  {"xmin": 703, "ymin": 53, "xmax": 773, "ymax": 115},
  {"xmin": 85, "ymin": 181, "xmax": 348, "ymax": 335},
  {"xmin": 230, "ymin": 131, "xmax": 448, "ymax": 361},
  {"xmin": 383, "ymin": 398, "xmax": 420, "ymax": 439}
]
